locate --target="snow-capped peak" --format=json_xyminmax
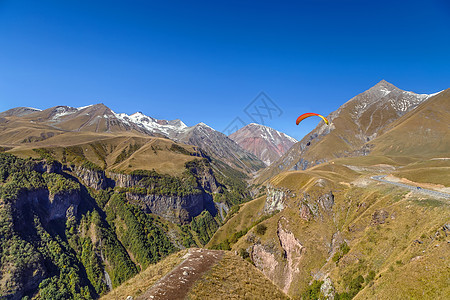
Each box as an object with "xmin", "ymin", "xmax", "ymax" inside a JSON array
[
  {"xmin": 196, "ymin": 122, "xmax": 214, "ymax": 130},
  {"xmin": 239, "ymin": 123, "xmax": 297, "ymax": 144},
  {"xmin": 229, "ymin": 122, "xmax": 297, "ymax": 166},
  {"xmin": 344, "ymin": 80, "xmax": 443, "ymax": 117},
  {"xmin": 110, "ymin": 109, "xmax": 191, "ymax": 137}
]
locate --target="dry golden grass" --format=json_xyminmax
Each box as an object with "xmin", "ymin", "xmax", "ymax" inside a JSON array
[
  {"xmin": 389, "ymin": 159, "xmax": 450, "ymax": 187},
  {"xmin": 206, "ymin": 196, "xmax": 266, "ymax": 248},
  {"xmin": 100, "ymin": 250, "xmax": 188, "ymax": 300},
  {"xmin": 7, "ymin": 133, "xmax": 198, "ymax": 176},
  {"xmin": 393, "ymin": 168, "xmax": 450, "ymax": 187},
  {"xmin": 347, "ymin": 195, "xmax": 450, "ymax": 299},
  {"xmin": 371, "ymin": 90, "xmax": 450, "ymax": 159},
  {"xmin": 225, "ymin": 154, "xmax": 450, "ymax": 298},
  {"xmin": 270, "ymin": 162, "xmax": 358, "ymax": 192},
  {"xmin": 111, "ymin": 137, "xmax": 196, "ymax": 176},
  {"xmin": 270, "ymin": 170, "xmax": 315, "ymax": 190},
  {"xmin": 187, "ymin": 251, "xmax": 289, "ymax": 300},
  {"xmin": 333, "ymin": 155, "xmax": 401, "ymax": 167}
]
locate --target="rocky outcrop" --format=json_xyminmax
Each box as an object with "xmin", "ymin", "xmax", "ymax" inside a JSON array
[
  {"xmin": 34, "ymin": 160, "xmax": 62, "ymax": 174},
  {"xmin": 110, "ymin": 162, "xmax": 221, "ymax": 223},
  {"xmin": 109, "ymin": 162, "xmax": 220, "ymax": 193},
  {"xmin": 300, "ymin": 203, "xmax": 313, "ymax": 221},
  {"xmin": 250, "ymin": 218, "xmax": 305, "ymax": 294},
  {"xmin": 251, "ymin": 244, "xmax": 279, "ymax": 277},
  {"xmin": 264, "ymin": 185, "xmax": 292, "ymax": 213},
  {"xmin": 329, "ymin": 232, "xmax": 344, "ymax": 256},
  {"xmin": 47, "ymin": 191, "xmax": 80, "ymax": 221},
  {"xmin": 277, "ymin": 219, "xmax": 305, "ymax": 293},
  {"xmin": 189, "ymin": 164, "xmax": 220, "ymax": 194},
  {"xmin": 108, "ymin": 172, "xmax": 142, "ymax": 188},
  {"xmin": 299, "ymin": 191, "xmax": 335, "ymax": 221},
  {"xmin": 14, "ymin": 188, "xmax": 81, "ymax": 224},
  {"xmin": 73, "ymin": 166, "xmax": 109, "ymax": 190},
  {"xmin": 126, "ymin": 192, "xmax": 211, "ymax": 224},
  {"xmin": 318, "ymin": 192, "xmax": 335, "ymax": 212},
  {"xmin": 320, "ymin": 277, "xmax": 335, "ymax": 300},
  {"xmin": 371, "ymin": 209, "xmax": 389, "ymax": 225}
]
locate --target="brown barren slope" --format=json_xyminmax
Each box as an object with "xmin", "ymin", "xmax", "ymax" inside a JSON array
[{"xmin": 102, "ymin": 248, "xmax": 288, "ymax": 300}]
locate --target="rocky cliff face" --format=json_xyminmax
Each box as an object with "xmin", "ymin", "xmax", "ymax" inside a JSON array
[
  {"xmin": 250, "ymin": 218, "xmax": 305, "ymax": 294},
  {"xmin": 108, "ymin": 172, "xmax": 142, "ymax": 188},
  {"xmin": 264, "ymin": 184, "xmax": 292, "ymax": 213},
  {"xmin": 189, "ymin": 163, "xmax": 220, "ymax": 194},
  {"xmin": 251, "ymin": 244, "xmax": 279, "ymax": 279},
  {"xmin": 4, "ymin": 185, "xmax": 81, "ymax": 299},
  {"xmin": 246, "ymin": 186, "xmax": 337, "ymax": 296},
  {"xmin": 126, "ymin": 192, "xmax": 207, "ymax": 224},
  {"xmin": 34, "ymin": 160, "xmax": 62, "ymax": 174},
  {"xmin": 277, "ymin": 218, "xmax": 305, "ymax": 293},
  {"xmin": 14, "ymin": 188, "xmax": 81, "ymax": 224},
  {"xmin": 108, "ymin": 163, "xmax": 220, "ymax": 224},
  {"xmin": 109, "ymin": 164, "xmax": 220, "ymax": 193},
  {"xmin": 73, "ymin": 166, "xmax": 109, "ymax": 190}
]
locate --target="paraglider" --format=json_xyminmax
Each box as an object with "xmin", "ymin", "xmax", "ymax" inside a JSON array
[{"xmin": 296, "ymin": 113, "xmax": 329, "ymax": 126}]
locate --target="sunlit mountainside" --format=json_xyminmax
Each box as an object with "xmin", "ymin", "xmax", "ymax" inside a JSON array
[{"xmin": 0, "ymin": 81, "xmax": 448, "ymax": 300}]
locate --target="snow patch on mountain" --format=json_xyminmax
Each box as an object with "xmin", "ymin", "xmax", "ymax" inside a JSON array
[
  {"xmin": 247, "ymin": 123, "xmax": 297, "ymax": 144},
  {"xmin": 347, "ymin": 80, "xmax": 441, "ymax": 118},
  {"xmin": 51, "ymin": 106, "xmax": 77, "ymax": 120},
  {"xmin": 77, "ymin": 105, "xmax": 94, "ymax": 111},
  {"xmin": 111, "ymin": 110, "xmax": 193, "ymax": 137}
]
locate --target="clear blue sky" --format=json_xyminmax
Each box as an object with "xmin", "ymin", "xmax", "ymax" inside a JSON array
[{"xmin": 1, "ymin": 0, "xmax": 449, "ymax": 140}]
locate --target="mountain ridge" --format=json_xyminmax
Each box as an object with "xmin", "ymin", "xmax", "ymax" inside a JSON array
[
  {"xmin": 254, "ymin": 80, "xmax": 443, "ymax": 183},
  {"xmin": 0, "ymin": 103, "xmax": 266, "ymax": 174}
]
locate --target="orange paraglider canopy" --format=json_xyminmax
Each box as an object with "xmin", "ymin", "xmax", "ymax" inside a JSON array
[{"xmin": 296, "ymin": 113, "xmax": 329, "ymax": 125}]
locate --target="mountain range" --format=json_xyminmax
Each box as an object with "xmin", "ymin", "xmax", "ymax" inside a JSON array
[
  {"xmin": 0, "ymin": 103, "xmax": 267, "ymax": 174},
  {"xmin": 0, "ymin": 80, "xmax": 448, "ymax": 300},
  {"xmin": 256, "ymin": 80, "xmax": 443, "ymax": 183},
  {"xmin": 208, "ymin": 82, "xmax": 450, "ymax": 299}
]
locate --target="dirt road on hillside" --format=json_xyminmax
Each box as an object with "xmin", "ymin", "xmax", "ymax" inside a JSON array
[
  {"xmin": 136, "ymin": 248, "xmax": 223, "ymax": 300},
  {"xmin": 371, "ymin": 175, "xmax": 450, "ymax": 199}
]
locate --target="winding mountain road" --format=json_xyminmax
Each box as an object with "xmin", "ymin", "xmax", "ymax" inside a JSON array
[{"xmin": 371, "ymin": 175, "xmax": 450, "ymax": 199}]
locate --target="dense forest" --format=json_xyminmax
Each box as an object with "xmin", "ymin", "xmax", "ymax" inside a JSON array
[{"xmin": 0, "ymin": 153, "xmax": 249, "ymax": 299}]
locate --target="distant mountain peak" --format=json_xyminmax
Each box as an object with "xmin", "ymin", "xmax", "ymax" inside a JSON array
[
  {"xmin": 0, "ymin": 107, "xmax": 42, "ymax": 118},
  {"xmin": 373, "ymin": 79, "xmax": 397, "ymax": 88},
  {"xmin": 257, "ymin": 81, "xmax": 445, "ymax": 181},
  {"xmin": 229, "ymin": 123, "xmax": 297, "ymax": 166},
  {"xmin": 195, "ymin": 122, "xmax": 214, "ymax": 130},
  {"xmin": 247, "ymin": 123, "xmax": 264, "ymax": 127}
]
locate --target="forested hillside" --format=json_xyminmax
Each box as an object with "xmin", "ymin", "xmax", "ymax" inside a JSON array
[{"xmin": 0, "ymin": 152, "xmax": 249, "ymax": 299}]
